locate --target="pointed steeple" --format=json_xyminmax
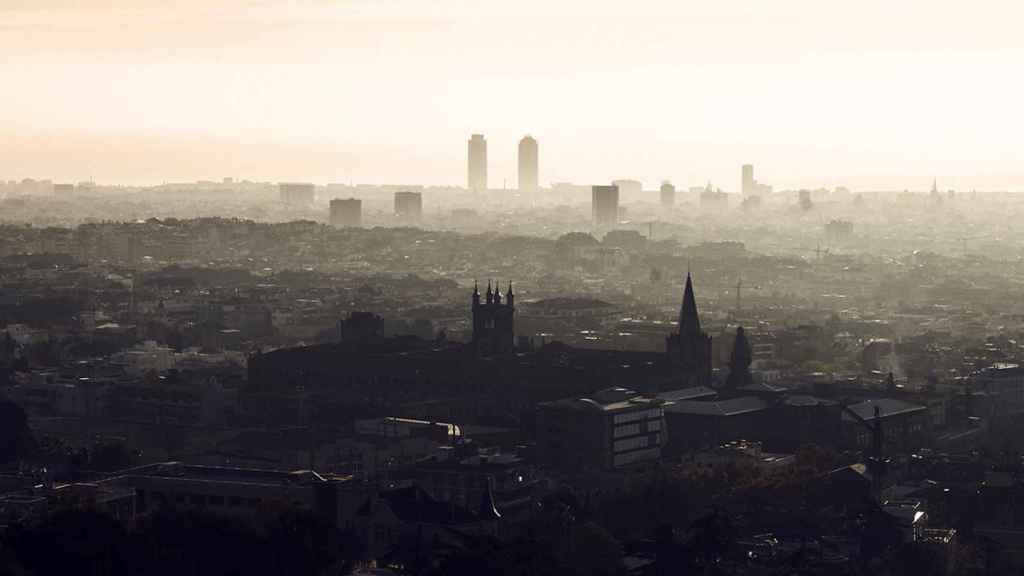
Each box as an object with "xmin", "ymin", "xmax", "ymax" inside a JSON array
[
  {"xmin": 505, "ymin": 282, "xmax": 514, "ymax": 307},
  {"xmin": 486, "ymin": 281, "xmax": 493, "ymax": 304},
  {"xmin": 678, "ymin": 272, "xmax": 701, "ymax": 336},
  {"xmin": 472, "ymin": 281, "xmax": 480, "ymax": 307},
  {"xmin": 494, "ymin": 281, "xmax": 502, "ymax": 304}
]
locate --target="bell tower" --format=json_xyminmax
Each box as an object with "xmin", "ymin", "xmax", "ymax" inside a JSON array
[{"xmin": 472, "ymin": 281, "xmax": 515, "ymax": 356}]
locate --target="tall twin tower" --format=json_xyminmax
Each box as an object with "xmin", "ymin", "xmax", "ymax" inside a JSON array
[{"xmin": 467, "ymin": 134, "xmax": 538, "ymax": 193}]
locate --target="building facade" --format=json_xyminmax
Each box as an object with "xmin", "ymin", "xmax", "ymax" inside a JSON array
[
  {"xmin": 394, "ymin": 191, "xmax": 423, "ymax": 221},
  {"xmin": 518, "ymin": 135, "xmax": 538, "ymax": 193},
  {"xmin": 329, "ymin": 198, "xmax": 362, "ymax": 228},
  {"xmin": 592, "ymin": 185, "xmax": 620, "ymax": 227},
  {"xmin": 660, "ymin": 181, "xmax": 675, "ymax": 207},
  {"xmin": 279, "ymin": 182, "xmax": 315, "ymax": 204},
  {"xmin": 468, "ymin": 134, "xmax": 487, "ymax": 192},
  {"xmin": 536, "ymin": 387, "xmax": 665, "ymax": 473}
]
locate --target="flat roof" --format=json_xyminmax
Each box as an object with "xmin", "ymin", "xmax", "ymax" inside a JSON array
[{"xmin": 665, "ymin": 396, "xmax": 768, "ymax": 417}]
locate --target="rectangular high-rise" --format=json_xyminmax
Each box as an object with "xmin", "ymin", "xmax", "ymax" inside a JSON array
[
  {"xmin": 592, "ymin": 185, "xmax": 620, "ymax": 227},
  {"xmin": 394, "ymin": 191, "xmax": 423, "ymax": 222},
  {"xmin": 518, "ymin": 135, "xmax": 538, "ymax": 193},
  {"xmin": 279, "ymin": 182, "xmax": 316, "ymax": 204},
  {"xmin": 612, "ymin": 179, "xmax": 642, "ymax": 202},
  {"xmin": 329, "ymin": 198, "xmax": 362, "ymax": 227},
  {"xmin": 660, "ymin": 182, "xmax": 676, "ymax": 207},
  {"xmin": 467, "ymin": 134, "xmax": 487, "ymax": 192},
  {"xmin": 741, "ymin": 165, "xmax": 755, "ymax": 196}
]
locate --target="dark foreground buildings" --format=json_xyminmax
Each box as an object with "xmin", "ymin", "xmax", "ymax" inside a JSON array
[{"xmin": 246, "ymin": 274, "xmax": 713, "ymax": 428}]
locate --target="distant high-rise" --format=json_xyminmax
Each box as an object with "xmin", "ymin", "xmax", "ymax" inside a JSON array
[
  {"xmin": 517, "ymin": 135, "xmax": 538, "ymax": 193},
  {"xmin": 394, "ymin": 191, "xmax": 423, "ymax": 221},
  {"xmin": 741, "ymin": 164, "xmax": 755, "ymax": 196},
  {"xmin": 660, "ymin": 181, "xmax": 676, "ymax": 207},
  {"xmin": 329, "ymin": 198, "xmax": 362, "ymax": 227},
  {"xmin": 468, "ymin": 134, "xmax": 487, "ymax": 192},
  {"xmin": 592, "ymin": 185, "xmax": 620, "ymax": 227},
  {"xmin": 612, "ymin": 179, "xmax": 642, "ymax": 202},
  {"xmin": 279, "ymin": 182, "xmax": 315, "ymax": 204}
]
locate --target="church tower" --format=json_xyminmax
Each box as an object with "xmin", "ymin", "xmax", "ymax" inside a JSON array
[
  {"xmin": 472, "ymin": 281, "xmax": 515, "ymax": 357},
  {"xmin": 666, "ymin": 272, "xmax": 712, "ymax": 386},
  {"xmin": 724, "ymin": 326, "xmax": 753, "ymax": 390}
]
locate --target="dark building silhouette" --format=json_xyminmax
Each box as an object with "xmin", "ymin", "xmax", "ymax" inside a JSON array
[
  {"xmin": 666, "ymin": 273, "xmax": 712, "ymax": 387},
  {"xmin": 472, "ymin": 281, "xmax": 514, "ymax": 357},
  {"xmin": 725, "ymin": 326, "xmax": 753, "ymax": 390},
  {"xmin": 517, "ymin": 135, "xmax": 538, "ymax": 193},
  {"xmin": 246, "ymin": 276, "xmax": 718, "ymax": 428}
]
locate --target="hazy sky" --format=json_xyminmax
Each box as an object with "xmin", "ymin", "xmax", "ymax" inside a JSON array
[{"xmin": 3, "ymin": 0, "xmax": 1024, "ymax": 190}]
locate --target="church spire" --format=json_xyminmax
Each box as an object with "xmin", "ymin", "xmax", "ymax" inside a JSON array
[{"xmin": 678, "ymin": 272, "xmax": 701, "ymax": 336}]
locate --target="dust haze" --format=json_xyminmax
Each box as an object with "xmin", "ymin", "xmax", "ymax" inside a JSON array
[{"xmin": 3, "ymin": 2, "xmax": 1024, "ymax": 575}]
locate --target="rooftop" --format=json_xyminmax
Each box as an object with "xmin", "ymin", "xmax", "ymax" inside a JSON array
[
  {"xmin": 842, "ymin": 398, "xmax": 927, "ymax": 422},
  {"xmin": 657, "ymin": 386, "xmax": 717, "ymax": 402},
  {"xmin": 107, "ymin": 462, "xmax": 331, "ymax": 488},
  {"xmin": 665, "ymin": 396, "xmax": 768, "ymax": 417}
]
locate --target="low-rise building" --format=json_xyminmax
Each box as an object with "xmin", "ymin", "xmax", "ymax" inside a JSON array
[{"xmin": 536, "ymin": 387, "xmax": 664, "ymax": 473}]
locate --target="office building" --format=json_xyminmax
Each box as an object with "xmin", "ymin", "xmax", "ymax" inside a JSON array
[
  {"xmin": 468, "ymin": 134, "xmax": 487, "ymax": 192},
  {"xmin": 660, "ymin": 181, "xmax": 675, "ymax": 207},
  {"xmin": 741, "ymin": 164, "xmax": 772, "ymax": 196},
  {"xmin": 536, "ymin": 387, "xmax": 665, "ymax": 472},
  {"xmin": 742, "ymin": 164, "xmax": 755, "ymax": 196},
  {"xmin": 612, "ymin": 179, "xmax": 642, "ymax": 202},
  {"xmin": 517, "ymin": 135, "xmax": 538, "ymax": 193},
  {"xmin": 279, "ymin": 182, "xmax": 315, "ymax": 204},
  {"xmin": 394, "ymin": 191, "xmax": 423, "ymax": 222},
  {"xmin": 330, "ymin": 198, "xmax": 362, "ymax": 227},
  {"xmin": 592, "ymin": 184, "xmax": 620, "ymax": 227}
]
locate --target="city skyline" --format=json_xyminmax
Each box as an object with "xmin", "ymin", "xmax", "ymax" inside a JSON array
[{"xmin": 2, "ymin": 1, "xmax": 1024, "ymax": 189}]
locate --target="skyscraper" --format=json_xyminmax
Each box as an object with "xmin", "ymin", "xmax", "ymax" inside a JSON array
[
  {"xmin": 741, "ymin": 164, "xmax": 755, "ymax": 196},
  {"xmin": 329, "ymin": 198, "xmax": 362, "ymax": 227},
  {"xmin": 660, "ymin": 181, "xmax": 676, "ymax": 207},
  {"xmin": 592, "ymin": 185, "xmax": 619, "ymax": 227},
  {"xmin": 518, "ymin": 135, "xmax": 538, "ymax": 193},
  {"xmin": 468, "ymin": 134, "xmax": 487, "ymax": 192}
]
